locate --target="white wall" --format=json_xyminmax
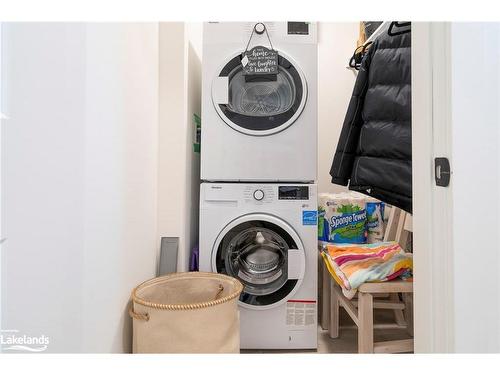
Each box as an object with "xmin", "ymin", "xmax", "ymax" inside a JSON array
[
  {"xmin": 317, "ymin": 22, "xmax": 359, "ymax": 194},
  {"xmin": 1, "ymin": 23, "xmax": 159, "ymax": 353},
  {"xmin": 157, "ymin": 22, "xmax": 201, "ymax": 272},
  {"xmin": 158, "ymin": 23, "xmax": 187, "ymax": 271},
  {"xmin": 81, "ymin": 23, "xmax": 159, "ymax": 353},
  {"xmin": 451, "ymin": 22, "xmax": 500, "ymax": 353}
]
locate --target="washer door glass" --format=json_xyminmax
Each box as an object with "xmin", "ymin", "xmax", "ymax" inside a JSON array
[
  {"xmin": 215, "ymin": 219, "xmax": 300, "ymax": 307},
  {"xmin": 213, "ymin": 53, "xmax": 306, "ymax": 134}
]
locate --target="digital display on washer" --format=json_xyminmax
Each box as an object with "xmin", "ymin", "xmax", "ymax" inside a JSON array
[
  {"xmin": 278, "ymin": 186, "xmax": 309, "ymax": 200},
  {"xmin": 287, "ymin": 22, "xmax": 309, "ymax": 35}
]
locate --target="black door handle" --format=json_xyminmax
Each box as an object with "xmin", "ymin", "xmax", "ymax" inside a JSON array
[{"xmin": 435, "ymin": 157, "xmax": 451, "ymax": 187}]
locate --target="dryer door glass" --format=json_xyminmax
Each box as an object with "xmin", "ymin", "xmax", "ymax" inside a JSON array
[
  {"xmin": 214, "ymin": 54, "xmax": 306, "ymax": 135},
  {"xmin": 215, "ymin": 219, "xmax": 301, "ymax": 307}
]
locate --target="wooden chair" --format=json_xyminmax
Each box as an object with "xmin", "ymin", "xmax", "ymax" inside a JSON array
[{"xmin": 324, "ymin": 207, "xmax": 414, "ymax": 353}]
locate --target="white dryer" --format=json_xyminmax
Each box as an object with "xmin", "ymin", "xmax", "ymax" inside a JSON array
[
  {"xmin": 201, "ymin": 22, "xmax": 317, "ymax": 182},
  {"xmin": 199, "ymin": 182, "xmax": 318, "ymax": 349}
]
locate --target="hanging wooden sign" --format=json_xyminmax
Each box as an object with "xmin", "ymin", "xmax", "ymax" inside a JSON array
[
  {"xmin": 241, "ymin": 23, "xmax": 279, "ymax": 77},
  {"xmin": 241, "ymin": 46, "xmax": 279, "ymax": 75}
]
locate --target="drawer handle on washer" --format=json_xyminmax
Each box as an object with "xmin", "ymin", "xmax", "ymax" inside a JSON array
[
  {"xmin": 213, "ymin": 76, "xmax": 229, "ymax": 105},
  {"xmin": 287, "ymin": 249, "xmax": 304, "ymax": 280}
]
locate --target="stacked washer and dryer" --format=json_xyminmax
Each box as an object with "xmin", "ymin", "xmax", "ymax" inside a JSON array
[{"xmin": 199, "ymin": 22, "xmax": 318, "ymax": 350}]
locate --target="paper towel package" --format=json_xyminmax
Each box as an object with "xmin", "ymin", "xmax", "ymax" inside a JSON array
[
  {"xmin": 318, "ymin": 192, "xmax": 367, "ymax": 243},
  {"xmin": 366, "ymin": 199, "xmax": 385, "ymax": 243}
]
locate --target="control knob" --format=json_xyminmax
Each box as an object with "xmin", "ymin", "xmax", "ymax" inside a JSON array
[{"xmin": 253, "ymin": 189, "xmax": 265, "ymax": 201}]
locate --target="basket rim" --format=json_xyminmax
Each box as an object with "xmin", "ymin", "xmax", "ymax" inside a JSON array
[{"xmin": 131, "ymin": 272, "xmax": 243, "ymax": 311}]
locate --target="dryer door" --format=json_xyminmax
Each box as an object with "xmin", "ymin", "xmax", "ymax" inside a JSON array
[
  {"xmin": 212, "ymin": 52, "xmax": 307, "ymax": 136},
  {"xmin": 212, "ymin": 214, "xmax": 306, "ymax": 310}
]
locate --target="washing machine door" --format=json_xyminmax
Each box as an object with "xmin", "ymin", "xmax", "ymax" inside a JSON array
[
  {"xmin": 212, "ymin": 52, "xmax": 307, "ymax": 136},
  {"xmin": 212, "ymin": 214, "xmax": 306, "ymax": 310}
]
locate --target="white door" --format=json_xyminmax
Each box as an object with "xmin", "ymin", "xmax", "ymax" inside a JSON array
[{"xmin": 413, "ymin": 22, "xmax": 500, "ymax": 353}]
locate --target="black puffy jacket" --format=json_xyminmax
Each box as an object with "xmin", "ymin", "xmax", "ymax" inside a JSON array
[{"xmin": 330, "ymin": 29, "xmax": 412, "ymax": 213}]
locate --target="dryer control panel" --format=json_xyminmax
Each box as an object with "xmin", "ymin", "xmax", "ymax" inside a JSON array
[
  {"xmin": 287, "ymin": 22, "xmax": 309, "ymax": 35},
  {"xmin": 203, "ymin": 22, "xmax": 317, "ymax": 46}
]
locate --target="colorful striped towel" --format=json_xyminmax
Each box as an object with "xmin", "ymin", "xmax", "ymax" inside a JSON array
[{"xmin": 321, "ymin": 241, "xmax": 412, "ymax": 299}]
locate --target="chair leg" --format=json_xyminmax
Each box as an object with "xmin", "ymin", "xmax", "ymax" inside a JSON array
[
  {"xmin": 329, "ymin": 280, "xmax": 340, "ymax": 338},
  {"xmin": 321, "ymin": 261, "xmax": 331, "ymax": 330},
  {"xmin": 358, "ymin": 292, "xmax": 374, "ymax": 353},
  {"xmin": 390, "ymin": 293, "xmax": 406, "ymax": 326},
  {"xmin": 403, "ymin": 293, "xmax": 414, "ymax": 337}
]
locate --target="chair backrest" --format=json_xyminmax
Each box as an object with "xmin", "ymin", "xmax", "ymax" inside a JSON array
[{"xmin": 383, "ymin": 206, "xmax": 412, "ymax": 251}]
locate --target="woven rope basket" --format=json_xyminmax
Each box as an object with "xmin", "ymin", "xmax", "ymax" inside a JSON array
[{"xmin": 129, "ymin": 272, "xmax": 243, "ymax": 353}]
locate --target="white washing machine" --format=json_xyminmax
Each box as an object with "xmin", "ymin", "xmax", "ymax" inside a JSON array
[
  {"xmin": 199, "ymin": 182, "xmax": 318, "ymax": 349},
  {"xmin": 201, "ymin": 22, "xmax": 317, "ymax": 182}
]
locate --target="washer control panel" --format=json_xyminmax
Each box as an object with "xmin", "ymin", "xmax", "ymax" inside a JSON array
[
  {"xmin": 202, "ymin": 183, "xmax": 316, "ymax": 208},
  {"xmin": 243, "ymin": 185, "xmax": 275, "ymax": 203}
]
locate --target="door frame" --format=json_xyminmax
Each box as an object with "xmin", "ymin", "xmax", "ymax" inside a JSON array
[
  {"xmin": 412, "ymin": 22, "xmax": 455, "ymax": 353},
  {"xmin": 0, "ymin": 22, "xmax": 4, "ymax": 341}
]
